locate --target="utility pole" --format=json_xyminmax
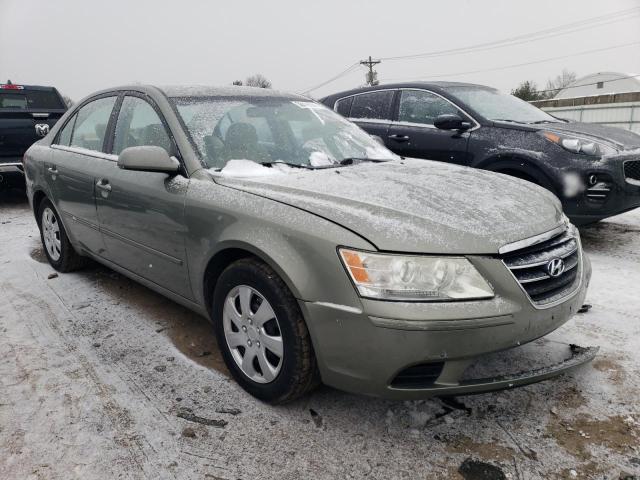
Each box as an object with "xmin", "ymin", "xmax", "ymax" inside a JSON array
[{"xmin": 360, "ymin": 56, "xmax": 381, "ymax": 86}]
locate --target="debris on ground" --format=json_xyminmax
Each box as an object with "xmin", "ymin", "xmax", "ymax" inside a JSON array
[
  {"xmin": 177, "ymin": 408, "xmax": 228, "ymax": 428},
  {"xmin": 458, "ymin": 458, "xmax": 506, "ymax": 480},
  {"xmin": 309, "ymin": 408, "xmax": 323, "ymax": 428},
  {"xmin": 215, "ymin": 407, "xmax": 241, "ymax": 416},
  {"xmin": 578, "ymin": 304, "xmax": 592, "ymax": 314}
]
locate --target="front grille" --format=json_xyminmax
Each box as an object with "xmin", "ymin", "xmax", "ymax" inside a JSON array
[
  {"xmin": 624, "ymin": 160, "xmax": 640, "ymax": 182},
  {"xmin": 501, "ymin": 228, "xmax": 581, "ymax": 306}
]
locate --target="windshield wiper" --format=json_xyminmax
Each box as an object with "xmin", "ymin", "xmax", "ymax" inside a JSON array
[
  {"xmin": 492, "ymin": 119, "xmax": 523, "ymax": 123},
  {"xmin": 338, "ymin": 157, "xmax": 390, "ymax": 166},
  {"xmin": 259, "ymin": 161, "xmax": 314, "ymax": 169},
  {"xmin": 528, "ymin": 120, "xmax": 561, "ymax": 124}
]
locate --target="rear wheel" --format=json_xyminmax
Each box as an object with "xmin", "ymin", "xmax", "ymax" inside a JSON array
[
  {"xmin": 37, "ymin": 199, "xmax": 87, "ymax": 272},
  {"xmin": 212, "ymin": 258, "xmax": 319, "ymax": 403}
]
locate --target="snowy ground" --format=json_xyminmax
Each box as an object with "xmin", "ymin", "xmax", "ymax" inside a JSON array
[{"xmin": 1, "ymin": 188, "xmax": 638, "ymax": 480}]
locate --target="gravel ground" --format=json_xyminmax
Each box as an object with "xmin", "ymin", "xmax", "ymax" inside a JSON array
[{"xmin": 1, "ymin": 188, "xmax": 639, "ymax": 480}]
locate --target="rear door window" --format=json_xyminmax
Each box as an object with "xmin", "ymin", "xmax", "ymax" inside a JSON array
[
  {"xmin": 350, "ymin": 91, "xmax": 394, "ymax": 121},
  {"xmin": 70, "ymin": 96, "xmax": 118, "ymax": 152},
  {"xmin": 397, "ymin": 90, "xmax": 459, "ymax": 125},
  {"xmin": 113, "ymin": 96, "xmax": 172, "ymax": 155}
]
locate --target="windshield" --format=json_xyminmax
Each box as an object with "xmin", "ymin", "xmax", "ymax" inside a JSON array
[
  {"xmin": 447, "ymin": 87, "xmax": 559, "ymax": 124},
  {"xmin": 171, "ymin": 96, "xmax": 396, "ymax": 169}
]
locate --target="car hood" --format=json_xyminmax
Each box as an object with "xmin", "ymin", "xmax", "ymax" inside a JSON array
[
  {"xmin": 541, "ymin": 121, "xmax": 640, "ymax": 151},
  {"xmin": 213, "ymin": 159, "xmax": 564, "ymax": 254}
]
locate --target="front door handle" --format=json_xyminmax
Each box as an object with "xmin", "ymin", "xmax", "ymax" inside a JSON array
[
  {"xmin": 388, "ymin": 134, "xmax": 410, "ymax": 142},
  {"xmin": 96, "ymin": 179, "xmax": 112, "ymax": 197}
]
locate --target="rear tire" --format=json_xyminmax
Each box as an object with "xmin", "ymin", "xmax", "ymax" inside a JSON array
[
  {"xmin": 37, "ymin": 199, "xmax": 88, "ymax": 272},
  {"xmin": 212, "ymin": 258, "xmax": 320, "ymax": 404}
]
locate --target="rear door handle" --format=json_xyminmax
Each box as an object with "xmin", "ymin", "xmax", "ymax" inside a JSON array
[
  {"xmin": 96, "ymin": 179, "xmax": 112, "ymax": 196},
  {"xmin": 388, "ymin": 134, "xmax": 410, "ymax": 142}
]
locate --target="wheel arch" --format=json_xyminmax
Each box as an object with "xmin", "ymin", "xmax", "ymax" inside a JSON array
[
  {"xmin": 201, "ymin": 242, "xmax": 303, "ymax": 321},
  {"xmin": 31, "ymin": 188, "xmax": 48, "ymax": 220},
  {"xmin": 479, "ymin": 154, "xmax": 558, "ymax": 193}
]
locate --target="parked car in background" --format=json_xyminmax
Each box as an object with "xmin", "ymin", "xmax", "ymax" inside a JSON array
[
  {"xmin": 24, "ymin": 85, "xmax": 596, "ymax": 403},
  {"xmin": 321, "ymin": 82, "xmax": 640, "ymax": 225},
  {"xmin": 0, "ymin": 82, "xmax": 67, "ymax": 191}
]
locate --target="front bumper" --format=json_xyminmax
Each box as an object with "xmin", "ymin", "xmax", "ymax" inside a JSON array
[
  {"xmin": 300, "ymin": 253, "xmax": 594, "ymax": 400},
  {"xmin": 562, "ymin": 152, "xmax": 640, "ymax": 224}
]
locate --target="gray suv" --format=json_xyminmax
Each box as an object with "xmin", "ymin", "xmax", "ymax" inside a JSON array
[{"xmin": 23, "ymin": 85, "xmax": 597, "ymax": 403}]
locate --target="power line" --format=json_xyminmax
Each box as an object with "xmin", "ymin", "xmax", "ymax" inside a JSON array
[
  {"xmin": 380, "ymin": 7, "xmax": 640, "ymax": 62},
  {"xmin": 301, "ymin": 7, "xmax": 639, "ymax": 93},
  {"xmin": 380, "ymin": 41, "xmax": 640, "ymax": 83},
  {"xmin": 300, "ymin": 63, "xmax": 360, "ymax": 94}
]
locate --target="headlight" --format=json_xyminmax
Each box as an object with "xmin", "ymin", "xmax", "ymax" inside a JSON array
[
  {"xmin": 338, "ymin": 248, "xmax": 494, "ymax": 301},
  {"xmin": 542, "ymin": 131, "xmax": 616, "ymax": 157}
]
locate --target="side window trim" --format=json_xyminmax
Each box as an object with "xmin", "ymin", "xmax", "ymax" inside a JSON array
[
  {"xmin": 104, "ymin": 93, "xmax": 125, "ymax": 155},
  {"xmin": 393, "ymin": 88, "xmax": 480, "ymax": 130}
]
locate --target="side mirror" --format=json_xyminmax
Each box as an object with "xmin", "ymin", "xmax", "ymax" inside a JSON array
[
  {"xmin": 434, "ymin": 114, "xmax": 472, "ymax": 131},
  {"xmin": 118, "ymin": 146, "xmax": 180, "ymax": 173}
]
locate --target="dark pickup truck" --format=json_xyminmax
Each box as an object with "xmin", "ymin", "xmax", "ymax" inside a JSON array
[{"xmin": 0, "ymin": 83, "xmax": 67, "ymax": 190}]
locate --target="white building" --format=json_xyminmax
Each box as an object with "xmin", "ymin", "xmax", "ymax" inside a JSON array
[
  {"xmin": 554, "ymin": 72, "xmax": 640, "ymax": 99},
  {"xmin": 531, "ymin": 72, "xmax": 640, "ymax": 133}
]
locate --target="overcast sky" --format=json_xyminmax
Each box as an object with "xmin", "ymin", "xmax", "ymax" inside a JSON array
[{"xmin": 1, "ymin": 0, "xmax": 639, "ymax": 101}]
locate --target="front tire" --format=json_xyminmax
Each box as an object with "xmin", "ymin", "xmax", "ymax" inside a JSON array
[
  {"xmin": 37, "ymin": 199, "xmax": 87, "ymax": 272},
  {"xmin": 212, "ymin": 258, "xmax": 319, "ymax": 404}
]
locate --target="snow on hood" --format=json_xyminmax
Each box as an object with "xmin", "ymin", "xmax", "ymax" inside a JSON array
[
  {"xmin": 212, "ymin": 159, "xmax": 564, "ymax": 255},
  {"xmin": 543, "ymin": 122, "xmax": 640, "ymax": 151}
]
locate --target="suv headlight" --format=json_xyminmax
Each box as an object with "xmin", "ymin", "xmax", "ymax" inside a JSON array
[
  {"xmin": 338, "ymin": 248, "xmax": 494, "ymax": 301},
  {"xmin": 542, "ymin": 131, "xmax": 616, "ymax": 157}
]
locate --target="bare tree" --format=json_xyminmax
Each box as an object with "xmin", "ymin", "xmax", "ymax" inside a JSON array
[
  {"xmin": 61, "ymin": 95, "xmax": 74, "ymax": 108},
  {"xmin": 543, "ymin": 69, "xmax": 577, "ymax": 99},
  {"xmin": 245, "ymin": 74, "xmax": 272, "ymax": 89}
]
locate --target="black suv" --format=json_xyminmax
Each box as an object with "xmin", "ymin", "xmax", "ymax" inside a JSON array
[
  {"xmin": 0, "ymin": 83, "xmax": 67, "ymax": 190},
  {"xmin": 321, "ymin": 82, "xmax": 640, "ymax": 224}
]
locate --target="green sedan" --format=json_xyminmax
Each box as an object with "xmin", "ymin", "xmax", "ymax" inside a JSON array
[{"xmin": 23, "ymin": 85, "xmax": 597, "ymax": 403}]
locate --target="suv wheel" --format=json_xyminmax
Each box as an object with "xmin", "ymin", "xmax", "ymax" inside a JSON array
[
  {"xmin": 37, "ymin": 199, "xmax": 87, "ymax": 272},
  {"xmin": 212, "ymin": 258, "xmax": 319, "ymax": 403}
]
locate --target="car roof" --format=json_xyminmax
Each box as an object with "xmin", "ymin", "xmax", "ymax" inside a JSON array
[
  {"xmin": 158, "ymin": 85, "xmax": 308, "ymax": 100},
  {"xmin": 320, "ymin": 81, "xmax": 496, "ymax": 102},
  {"xmin": 74, "ymin": 84, "xmax": 310, "ymax": 104}
]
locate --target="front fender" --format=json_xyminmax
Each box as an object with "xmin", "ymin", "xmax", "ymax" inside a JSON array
[{"xmin": 184, "ymin": 178, "xmax": 372, "ymax": 312}]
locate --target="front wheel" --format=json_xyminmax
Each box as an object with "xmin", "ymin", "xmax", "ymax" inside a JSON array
[{"xmin": 212, "ymin": 258, "xmax": 319, "ymax": 404}]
